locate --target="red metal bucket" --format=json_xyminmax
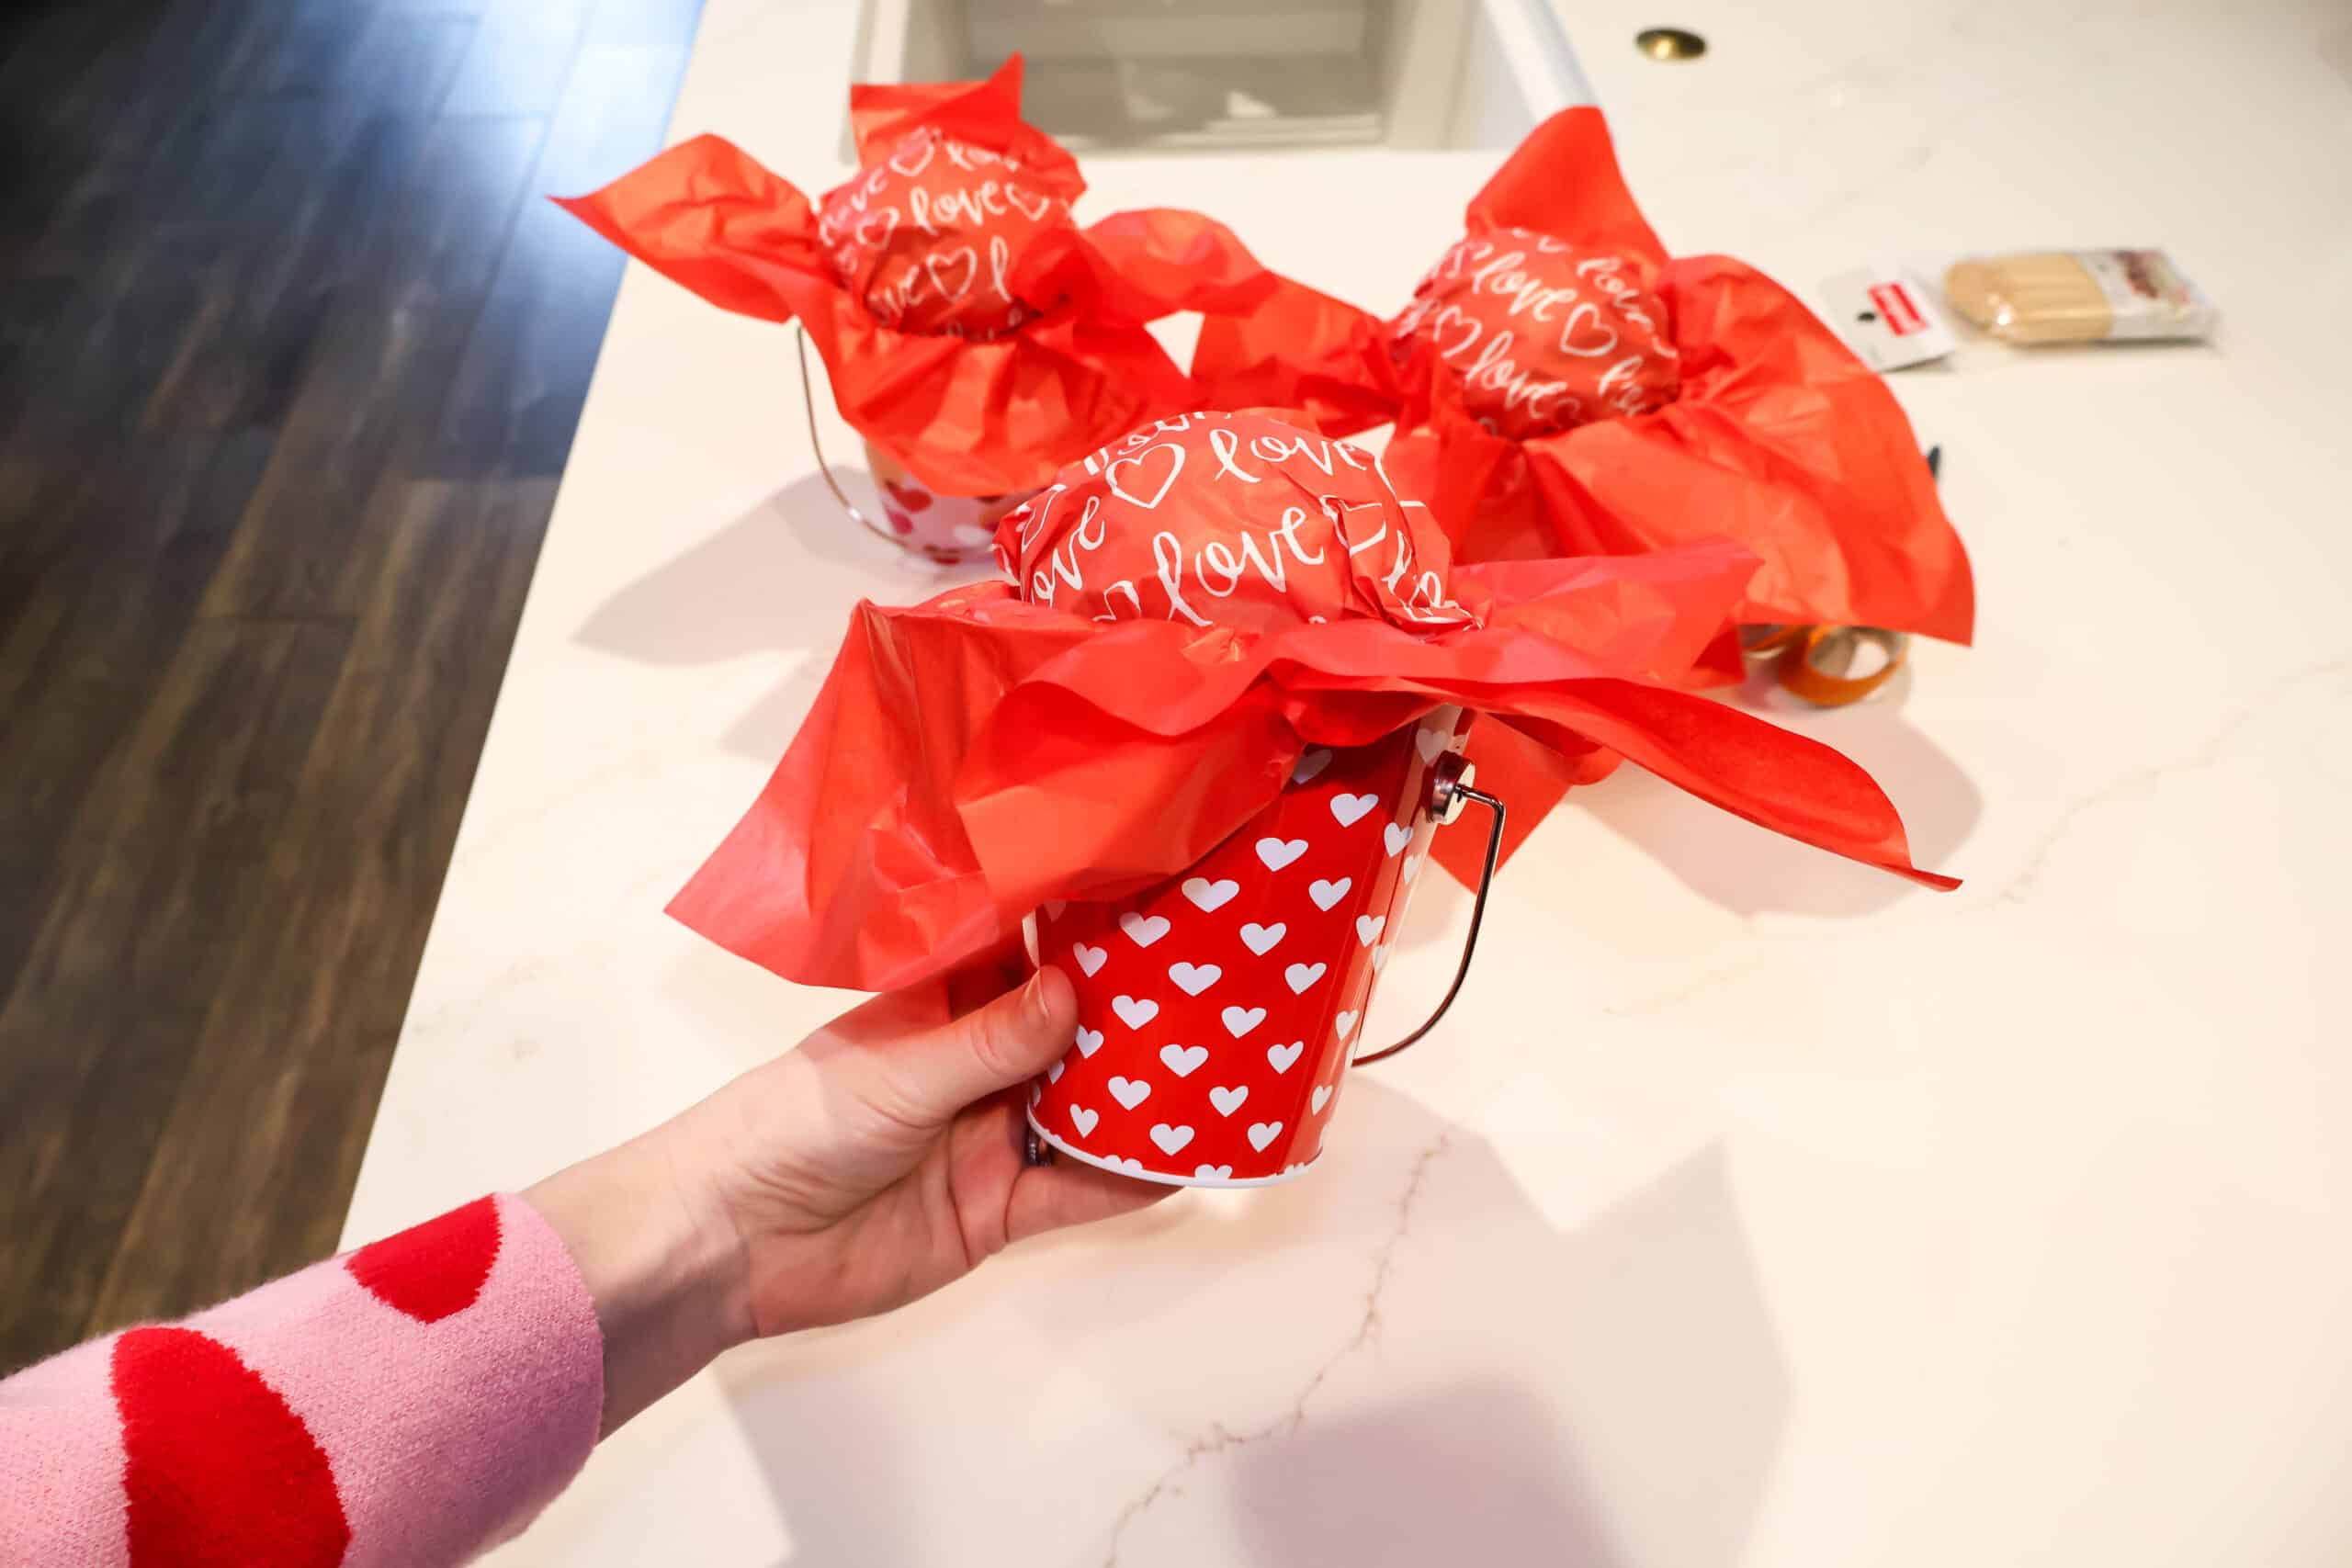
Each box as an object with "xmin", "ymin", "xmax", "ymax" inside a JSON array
[{"xmin": 1026, "ymin": 706, "xmax": 1498, "ymax": 1186}]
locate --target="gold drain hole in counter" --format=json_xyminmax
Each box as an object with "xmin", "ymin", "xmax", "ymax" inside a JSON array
[{"xmin": 1635, "ymin": 28, "xmax": 1707, "ymax": 61}]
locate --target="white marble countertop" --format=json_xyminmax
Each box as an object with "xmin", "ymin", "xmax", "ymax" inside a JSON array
[{"xmin": 344, "ymin": 0, "xmax": 2352, "ymax": 1562}]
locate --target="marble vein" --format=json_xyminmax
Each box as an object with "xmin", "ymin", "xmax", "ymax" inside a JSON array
[
  {"xmin": 1993, "ymin": 653, "xmax": 2351, "ymax": 907},
  {"xmin": 1600, "ymin": 652, "xmax": 2350, "ymax": 1021},
  {"xmin": 1098, "ymin": 1131, "xmax": 1459, "ymax": 1566}
]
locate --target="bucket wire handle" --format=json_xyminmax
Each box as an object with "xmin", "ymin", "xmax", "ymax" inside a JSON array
[
  {"xmin": 1352, "ymin": 753, "xmax": 1504, "ymax": 1067},
  {"xmin": 797, "ymin": 325, "xmax": 877, "ymax": 534}
]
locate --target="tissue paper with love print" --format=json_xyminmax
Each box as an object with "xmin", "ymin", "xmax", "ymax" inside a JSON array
[
  {"xmin": 556, "ymin": 56, "xmax": 1274, "ymax": 499},
  {"xmin": 668, "ymin": 410, "xmax": 1955, "ymax": 996},
  {"xmin": 994, "ymin": 409, "xmax": 1474, "ymax": 635},
  {"xmin": 1191, "ymin": 106, "xmax": 1974, "ymax": 643}
]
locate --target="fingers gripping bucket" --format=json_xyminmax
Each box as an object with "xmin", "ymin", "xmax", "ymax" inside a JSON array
[
  {"xmin": 1024, "ymin": 708, "xmax": 1505, "ymax": 1188},
  {"xmin": 797, "ymin": 327, "xmax": 1035, "ymax": 565}
]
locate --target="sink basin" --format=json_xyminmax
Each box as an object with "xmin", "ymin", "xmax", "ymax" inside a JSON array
[{"xmin": 851, "ymin": 0, "xmax": 1590, "ymax": 154}]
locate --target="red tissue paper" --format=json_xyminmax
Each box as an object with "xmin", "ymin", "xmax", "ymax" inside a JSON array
[
  {"xmin": 556, "ymin": 56, "xmax": 1274, "ymax": 500},
  {"xmin": 669, "ymin": 410, "xmax": 1955, "ymax": 993},
  {"xmin": 1191, "ymin": 107, "xmax": 1976, "ymax": 655}
]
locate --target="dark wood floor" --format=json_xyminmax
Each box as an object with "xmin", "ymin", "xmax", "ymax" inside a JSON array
[{"xmin": 0, "ymin": 0, "xmax": 703, "ymax": 1373}]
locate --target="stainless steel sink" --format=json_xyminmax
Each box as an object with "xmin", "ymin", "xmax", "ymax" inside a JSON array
[{"xmin": 851, "ymin": 0, "xmax": 1590, "ymax": 154}]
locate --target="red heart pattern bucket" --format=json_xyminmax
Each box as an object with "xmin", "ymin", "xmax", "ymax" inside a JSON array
[
  {"xmin": 1027, "ymin": 706, "xmax": 1487, "ymax": 1186},
  {"xmin": 862, "ymin": 439, "xmax": 1036, "ymax": 566}
]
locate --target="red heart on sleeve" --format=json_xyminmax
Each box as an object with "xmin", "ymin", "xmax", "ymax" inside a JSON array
[
  {"xmin": 345, "ymin": 1195, "xmax": 503, "ymax": 1324},
  {"xmin": 113, "ymin": 1326, "xmax": 349, "ymax": 1568}
]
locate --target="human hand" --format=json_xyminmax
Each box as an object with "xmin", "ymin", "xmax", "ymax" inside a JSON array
[{"xmin": 528, "ymin": 964, "xmax": 1166, "ymax": 1433}]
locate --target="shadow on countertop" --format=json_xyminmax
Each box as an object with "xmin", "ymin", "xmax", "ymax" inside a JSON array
[
  {"xmin": 1567, "ymin": 656, "xmax": 1982, "ymax": 919},
  {"xmin": 573, "ymin": 470, "xmax": 985, "ymax": 760},
  {"xmin": 713, "ymin": 1076, "xmax": 1789, "ymax": 1568}
]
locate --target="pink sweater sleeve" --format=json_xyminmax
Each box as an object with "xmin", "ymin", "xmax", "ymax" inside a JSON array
[{"xmin": 0, "ymin": 1193, "xmax": 604, "ymax": 1568}]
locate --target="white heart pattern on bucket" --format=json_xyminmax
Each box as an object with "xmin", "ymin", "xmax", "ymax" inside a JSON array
[
  {"xmin": 1028, "ymin": 707, "xmax": 1469, "ymax": 1182},
  {"xmin": 1159, "ymin": 1043, "xmax": 1209, "ymax": 1077},
  {"xmin": 1182, "ymin": 877, "xmax": 1239, "ymax": 911},
  {"xmin": 1169, "ymin": 961, "xmax": 1221, "ymax": 996},
  {"xmin": 1255, "ymin": 837, "xmax": 1308, "ymax": 872}
]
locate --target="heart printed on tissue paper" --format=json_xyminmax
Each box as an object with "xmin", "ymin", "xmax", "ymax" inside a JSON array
[
  {"xmin": 1387, "ymin": 227, "xmax": 1679, "ymax": 442},
  {"xmin": 1030, "ymin": 703, "xmax": 1475, "ymax": 1184},
  {"xmin": 817, "ymin": 122, "xmax": 1077, "ymax": 340},
  {"xmin": 997, "ymin": 410, "xmax": 1476, "ymax": 636}
]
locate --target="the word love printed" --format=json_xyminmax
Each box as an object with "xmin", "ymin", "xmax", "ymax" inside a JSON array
[
  {"xmin": 1423, "ymin": 230, "xmax": 1637, "ymax": 355},
  {"xmin": 864, "ymin": 233, "xmax": 1023, "ymax": 330},
  {"xmin": 815, "ymin": 161, "xmax": 895, "ymax": 251},
  {"xmin": 1017, "ymin": 412, "xmax": 1465, "ymax": 628},
  {"xmin": 1398, "ymin": 230, "xmax": 1674, "ymax": 431},
  {"xmin": 1317, "ymin": 494, "xmax": 1466, "ymax": 626},
  {"xmin": 1396, "ymin": 298, "xmax": 1580, "ymax": 431},
  {"xmin": 906, "ymin": 175, "xmax": 1058, "ymax": 236},
  {"xmin": 1575, "ymin": 253, "xmax": 1671, "ymax": 344}
]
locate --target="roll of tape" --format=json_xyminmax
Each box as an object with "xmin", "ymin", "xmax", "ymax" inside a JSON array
[{"xmin": 1774, "ymin": 626, "xmax": 1908, "ymax": 706}]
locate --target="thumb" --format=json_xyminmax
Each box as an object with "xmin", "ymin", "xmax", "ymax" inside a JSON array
[{"xmin": 882, "ymin": 966, "xmax": 1076, "ymax": 1126}]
